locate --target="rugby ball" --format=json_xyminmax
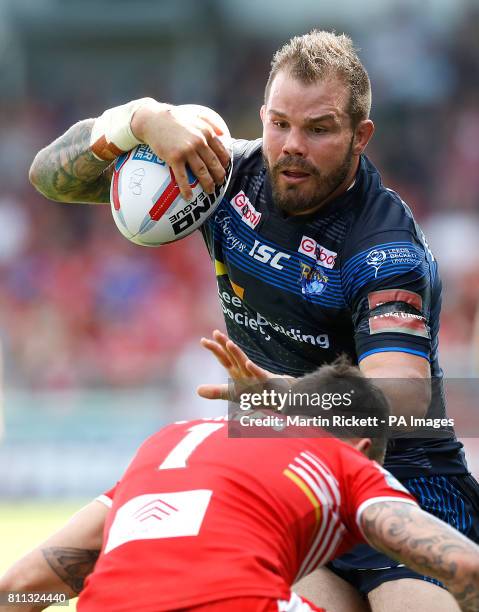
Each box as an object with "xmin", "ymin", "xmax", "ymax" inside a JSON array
[{"xmin": 110, "ymin": 105, "xmax": 233, "ymax": 246}]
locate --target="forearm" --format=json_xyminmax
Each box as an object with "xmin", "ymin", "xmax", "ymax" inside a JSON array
[
  {"xmin": 362, "ymin": 501, "xmax": 479, "ymax": 611},
  {"xmin": 29, "ymin": 119, "xmax": 113, "ymax": 204},
  {"xmin": 0, "ymin": 547, "xmax": 98, "ymax": 611},
  {"xmin": 0, "ymin": 500, "xmax": 107, "ymax": 610},
  {"xmin": 365, "ymin": 374, "xmax": 430, "ymax": 420},
  {"xmin": 360, "ymin": 353, "xmax": 431, "ymax": 420}
]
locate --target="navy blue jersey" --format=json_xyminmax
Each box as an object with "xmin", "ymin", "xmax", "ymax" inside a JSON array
[{"xmin": 201, "ymin": 139, "xmax": 466, "ymax": 478}]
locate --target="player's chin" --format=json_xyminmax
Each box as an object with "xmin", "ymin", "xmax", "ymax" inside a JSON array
[{"xmin": 275, "ymin": 189, "xmax": 318, "ymax": 215}]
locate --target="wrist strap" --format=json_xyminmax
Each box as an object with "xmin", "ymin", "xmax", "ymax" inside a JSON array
[{"xmin": 90, "ymin": 98, "xmax": 152, "ymax": 161}]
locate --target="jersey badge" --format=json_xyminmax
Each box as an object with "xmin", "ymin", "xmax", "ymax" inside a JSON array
[{"xmin": 300, "ymin": 262, "xmax": 329, "ymax": 296}]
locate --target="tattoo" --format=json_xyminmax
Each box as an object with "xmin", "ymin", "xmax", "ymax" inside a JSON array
[
  {"xmin": 30, "ymin": 119, "xmax": 113, "ymax": 204},
  {"xmin": 42, "ymin": 546, "xmax": 100, "ymax": 594},
  {"xmin": 361, "ymin": 501, "xmax": 479, "ymax": 611}
]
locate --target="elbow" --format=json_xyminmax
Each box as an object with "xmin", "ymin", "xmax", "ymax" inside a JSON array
[
  {"xmin": 28, "ymin": 156, "xmax": 42, "ymax": 192},
  {"xmin": 28, "ymin": 152, "xmax": 65, "ymax": 203},
  {"xmin": 0, "ymin": 563, "xmax": 32, "ymax": 594},
  {"xmin": 0, "ymin": 570, "xmax": 51, "ymax": 611},
  {"xmin": 28, "ymin": 153, "xmax": 49, "ymax": 198}
]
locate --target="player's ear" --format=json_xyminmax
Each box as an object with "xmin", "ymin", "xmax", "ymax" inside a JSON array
[
  {"xmin": 354, "ymin": 438, "xmax": 372, "ymax": 456},
  {"xmin": 353, "ymin": 119, "xmax": 374, "ymax": 155}
]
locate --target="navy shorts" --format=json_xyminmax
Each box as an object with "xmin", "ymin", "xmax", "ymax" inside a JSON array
[{"xmin": 329, "ymin": 473, "xmax": 479, "ymax": 596}]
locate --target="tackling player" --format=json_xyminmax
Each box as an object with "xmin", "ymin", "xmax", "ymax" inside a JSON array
[
  {"xmin": 2, "ymin": 364, "xmax": 479, "ymax": 611},
  {"xmin": 28, "ymin": 30, "xmax": 479, "ymax": 612}
]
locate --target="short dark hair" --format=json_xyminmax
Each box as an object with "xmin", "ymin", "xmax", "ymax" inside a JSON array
[
  {"xmin": 265, "ymin": 30, "xmax": 372, "ymax": 128},
  {"xmin": 284, "ymin": 356, "xmax": 390, "ymax": 461}
]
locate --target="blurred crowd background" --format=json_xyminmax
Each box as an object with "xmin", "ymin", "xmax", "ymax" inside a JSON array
[{"xmin": 1, "ymin": 0, "xmax": 479, "ymax": 496}]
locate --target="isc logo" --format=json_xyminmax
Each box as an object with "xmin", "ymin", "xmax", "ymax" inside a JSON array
[{"xmin": 249, "ymin": 239, "xmax": 291, "ymax": 270}]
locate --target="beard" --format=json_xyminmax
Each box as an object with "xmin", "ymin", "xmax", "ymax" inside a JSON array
[{"xmin": 265, "ymin": 137, "xmax": 355, "ymax": 215}]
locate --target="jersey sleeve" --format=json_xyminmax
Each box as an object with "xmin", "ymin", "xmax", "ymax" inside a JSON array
[
  {"xmin": 96, "ymin": 484, "xmax": 117, "ymax": 508},
  {"xmin": 341, "ymin": 221, "xmax": 437, "ymax": 363},
  {"xmin": 340, "ymin": 449, "xmax": 418, "ymax": 541}
]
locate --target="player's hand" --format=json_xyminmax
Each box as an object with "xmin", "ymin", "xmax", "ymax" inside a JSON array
[
  {"xmin": 130, "ymin": 101, "xmax": 230, "ymax": 201},
  {"xmin": 197, "ymin": 330, "xmax": 290, "ymax": 400}
]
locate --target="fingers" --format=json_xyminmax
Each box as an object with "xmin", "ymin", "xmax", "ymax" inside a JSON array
[
  {"xmin": 201, "ymin": 118, "xmax": 231, "ymax": 169},
  {"xmin": 186, "ymin": 151, "xmax": 216, "ymax": 194},
  {"xmin": 197, "ymin": 142, "xmax": 227, "ymax": 184},
  {"xmin": 183, "ymin": 118, "xmax": 229, "ymax": 195},
  {"xmin": 225, "ymin": 340, "xmax": 252, "ymax": 378},
  {"xmin": 200, "ymin": 337, "xmax": 233, "ymax": 370},
  {"xmin": 200, "ymin": 114, "xmax": 225, "ymax": 137},
  {"xmin": 245, "ymin": 359, "xmax": 272, "ymax": 381},
  {"xmin": 146, "ymin": 109, "xmax": 230, "ymax": 200},
  {"xmin": 170, "ymin": 162, "xmax": 195, "ymax": 202},
  {"xmin": 170, "ymin": 140, "xmax": 227, "ymax": 200},
  {"xmin": 210, "ymin": 330, "xmax": 264, "ymax": 380},
  {"xmin": 197, "ymin": 384, "xmax": 229, "ymax": 401}
]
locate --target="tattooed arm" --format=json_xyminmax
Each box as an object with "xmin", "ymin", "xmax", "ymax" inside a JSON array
[
  {"xmin": 29, "ymin": 119, "xmax": 113, "ymax": 204},
  {"xmin": 0, "ymin": 500, "xmax": 108, "ymax": 611},
  {"xmin": 29, "ymin": 102, "xmax": 230, "ymax": 205},
  {"xmin": 361, "ymin": 501, "xmax": 479, "ymax": 612}
]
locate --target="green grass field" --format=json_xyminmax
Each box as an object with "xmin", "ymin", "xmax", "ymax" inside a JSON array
[{"xmin": 0, "ymin": 501, "xmax": 89, "ymax": 610}]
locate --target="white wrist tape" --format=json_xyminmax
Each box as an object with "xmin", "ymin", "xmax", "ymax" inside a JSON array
[{"xmin": 90, "ymin": 98, "xmax": 154, "ymax": 161}]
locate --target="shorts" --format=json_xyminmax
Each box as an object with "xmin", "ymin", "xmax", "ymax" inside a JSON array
[
  {"xmin": 329, "ymin": 473, "xmax": 479, "ymax": 596},
  {"xmin": 185, "ymin": 592, "xmax": 325, "ymax": 611}
]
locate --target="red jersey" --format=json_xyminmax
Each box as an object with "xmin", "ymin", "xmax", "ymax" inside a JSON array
[{"xmin": 79, "ymin": 418, "xmax": 416, "ymax": 611}]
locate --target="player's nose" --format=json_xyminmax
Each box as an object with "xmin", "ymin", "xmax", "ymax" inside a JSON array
[{"xmin": 281, "ymin": 127, "xmax": 307, "ymax": 157}]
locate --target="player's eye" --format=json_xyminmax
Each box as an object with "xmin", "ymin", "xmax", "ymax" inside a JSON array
[
  {"xmin": 311, "ymin": 126, "xmax": 328, "ymax": 134},
  {"xmin": 272, "ymin": 120, "xmax": 288, "ymax": 129}
]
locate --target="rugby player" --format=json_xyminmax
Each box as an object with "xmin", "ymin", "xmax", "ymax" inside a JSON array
[
  {"xmin": 2, "ymin": 364, "xmax": 479, "ymax": 611},
  {"xmin": 28, "ymin": 30, "xmax": 479, "ymax": 612}
]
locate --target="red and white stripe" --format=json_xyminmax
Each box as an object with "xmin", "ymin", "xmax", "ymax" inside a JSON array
[{"xmin": 288, "ymin": 452, "xmax": 345, "ymax": 581}]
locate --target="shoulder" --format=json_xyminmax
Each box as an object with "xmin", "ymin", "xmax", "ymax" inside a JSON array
[
  {"xmin": 352, "ymin": 156, "xmax": 420, "ymax": 237},
  {"xmin": 340, "ymin": 156, "xmax": 434, "ymax": 268},
  {"xmin": 230, "ymin": 138, "xmax": 264, "ymax": 177},
  {"xmin": 312, "ymin": 437, "xmax": 367, "ymax": 476}
]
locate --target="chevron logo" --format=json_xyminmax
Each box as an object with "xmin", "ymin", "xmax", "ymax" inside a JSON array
[{"xmin": 132, "ymin": 498, "xmax": 178, "ymax": 522}]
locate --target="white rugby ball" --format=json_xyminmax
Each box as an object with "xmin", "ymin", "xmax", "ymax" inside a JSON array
[{"xmin": 110, "ymin": 105, "xmax": 233, "ymax": 246}]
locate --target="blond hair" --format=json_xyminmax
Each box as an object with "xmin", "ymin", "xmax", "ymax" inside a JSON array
[{"xmin": 265, "ymin": 30, "xmax": 371, "ymax": 127}]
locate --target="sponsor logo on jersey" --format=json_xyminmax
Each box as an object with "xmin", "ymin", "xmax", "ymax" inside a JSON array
[
  {"xmin": 218, "ymin": 287, "xmax": 330, "ymax": 348},
  {"xmin": 214, "ymin": 210, "xmax": 247, "ymax": 252},
  {"xmin": 104, "ymin": 490, "xmax": 212, "ymax": 553},
  {"xmin": 230, "ymin": 191, "xmax": 262, "ymax": 229},
  {"xmin": 298, "ymin": 236, "xmax": 337, "ymax": 270},
  {"xmin": 366, "ymin": 247, "xmax": 421, "ymax": 278},
  {"xmin": 366, "ymin": 249, "xmax": 387, "ymax": 277},
  {"xmin": 249, "ymin": 239, "xmax": 291, "ymax": 270},
  {"xmin": 367, "ymin": 288, "xmax": 429, "ymax": 337},
  {"xmin": 369, "ymin": 310, "xmax": 429, "ymax": 337},
  {"xmin": 300, "ymin": 262, "xmax": 329, "ymax": 296}
]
